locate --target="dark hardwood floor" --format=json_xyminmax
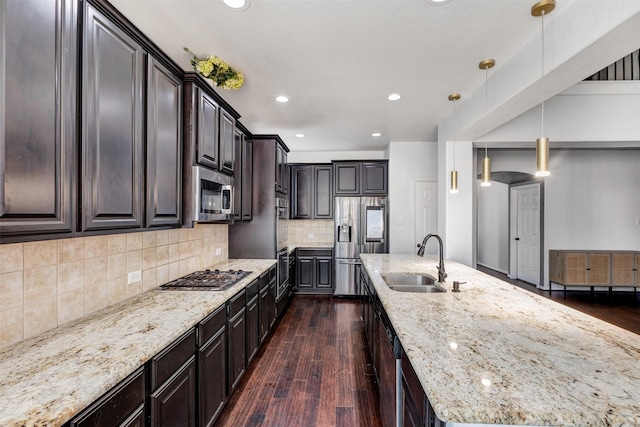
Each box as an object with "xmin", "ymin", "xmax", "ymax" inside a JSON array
[
  {"xmin": 215, "ymin": 295, "xmax": 382, "ymax": 427},
  {"xmin": 478, "ymin": 265, "xmax": 640, "ymax": 335}
]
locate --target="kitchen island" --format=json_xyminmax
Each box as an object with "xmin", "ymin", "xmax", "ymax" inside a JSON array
[
  {"xmin": 0, "ymin": 259, "xmax": 275, "ymax": 427},
  {"xmin": 360, "ymin": 254, "xmax": 640, "ymax": 427}
]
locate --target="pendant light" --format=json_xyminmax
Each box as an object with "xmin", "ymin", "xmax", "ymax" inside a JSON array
[
  {"xmin": 479, "ymin": 58, "xmax": 495, "ymax": 187},
  {"xmin": 532, "ymin": 0, "xmax": 555, "ymax": 177},
  {"xmin": 449, "ymin": 93, "xmax": 461, "ymax": 194}
]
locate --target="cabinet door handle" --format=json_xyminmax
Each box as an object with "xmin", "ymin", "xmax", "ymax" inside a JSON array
[{"xmin": 515, "ymin": 237, "xmax": 520, "ymax": 241}]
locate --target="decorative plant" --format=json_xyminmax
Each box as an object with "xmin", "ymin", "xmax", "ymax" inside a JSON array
[{"xmin": 184, "ymin": 47, "xmax": 244, "ymax": 90}]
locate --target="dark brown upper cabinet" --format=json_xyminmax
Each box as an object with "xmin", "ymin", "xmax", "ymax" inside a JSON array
[
  {"xmin": 333, "ymin": 162, "xmax": 360, "ymax": 195},
  {"xmin": 196, "ymin": 90, "xmax": 220, "ymax": 170},
  {"xmin": 232, "ymin": 128, "xmax": 253, "ymax": 222},
  {"xmin": 333, "ymin": 161, "xmax": 388, "ymax": 196},
  {"xmin": 290, "ymin": 166, "xmax": 313, "ymax": 219},
  {"xmin": 275, "ymin": 143, "xmax": 289, "ymax": 196},
  {"xmin": 146, "ymin": 57, "xmax": 183, "ymax": 227},
  {"xmin": 313, "ymin": 165, "xmax": 333, "ymax": 218},
  {"xmin": 361, "ymin": 161, "xmax": 388, "ymax": 195},
  {"xmin": 241, "ymin": 137, "xmax": 253, "ymax": 222},
  {"xmin": 82, "ymin": 2, "xmax": 145, "ymax": 231},
  {"xmin": 0, "ymin": 0, "xmax": 77, "ymax": 240},
  {"xmin": 290, "ymin": 164, "xmax": 333, "ymax": 220},
  {"xmin": 183, "ymin": 73, "xmax": 240, "ymax": 177},
  {"xmin": 219, "ymin": 109, "xmax": 236, "ymax": 176}
]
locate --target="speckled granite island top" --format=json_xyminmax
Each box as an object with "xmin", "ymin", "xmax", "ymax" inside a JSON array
[
  {"xmin": 360, "ymin": 254, "xmax": 640, "ymax": 427},
  {"xmin": 0, "ymin": 259, "xmax": 275, "ymax": 427}
]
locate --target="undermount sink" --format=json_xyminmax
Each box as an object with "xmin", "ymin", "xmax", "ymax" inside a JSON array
[{"xmin": 381, "ymin": 274, "xmax": 446, "ymax": 293}]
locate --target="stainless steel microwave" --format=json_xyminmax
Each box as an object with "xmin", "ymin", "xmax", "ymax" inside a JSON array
[{"xmin": 191, "ymin": 166, "xmax": 234, "ymax": 223}]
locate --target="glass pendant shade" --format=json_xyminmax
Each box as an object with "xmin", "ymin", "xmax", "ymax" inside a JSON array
[
  {"xmin": 450, "ymin": 170, "xmax": 458, "ymax": 193},
  {"xmin": 481, "ymin": 156, "xmax": 492, "ymax": 187},
  {"xmin": 535, "ymin": 137, "xmax": 550, "ymax": 177}
]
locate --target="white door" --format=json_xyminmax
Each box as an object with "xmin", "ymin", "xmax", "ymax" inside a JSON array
[
  {"xmin": 413, "ymin": 180, "xmax": 438, "ymax": 254},
  {"xmin": 510, "ymin": 184, "xmax": 540, "ymax": 285}
]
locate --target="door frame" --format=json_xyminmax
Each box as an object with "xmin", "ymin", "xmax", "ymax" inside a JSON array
[{"xmin": 509, "ymin": 181, "xmax": 545, "ymax": 288}]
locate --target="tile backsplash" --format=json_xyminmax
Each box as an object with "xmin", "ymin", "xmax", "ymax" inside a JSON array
[
  {"xmin": 0, "ymin": 224, "xmax": 228, "ymax": 349},
  {"xmin": 288, "ymin": 219, "xmax": 334, "ymax": 244}
]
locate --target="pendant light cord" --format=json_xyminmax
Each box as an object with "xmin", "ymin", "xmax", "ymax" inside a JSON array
[
  {"xmin": 453, "ymin": 99, "xmax": 457, "ymax": 169},
  {"xmin": 484, "ymin": 66, "xmax": 489, "ymax": 157},
  {"xmin": 541, "ymin": 10, "xmax": 545, "ymax": 136}
]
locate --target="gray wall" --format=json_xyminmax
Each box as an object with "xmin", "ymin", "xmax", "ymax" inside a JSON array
[{"xmin": 476, "ymin": 148, "xmax": 640, "ymax": 287}]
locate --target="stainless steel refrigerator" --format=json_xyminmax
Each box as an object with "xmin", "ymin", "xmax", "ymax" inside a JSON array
[{"xmin": 334, "ymin": 196, "xmax": 388, "ymax": 295}]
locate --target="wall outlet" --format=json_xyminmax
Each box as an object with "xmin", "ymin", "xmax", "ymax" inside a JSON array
[
  {"xmin": 216, "ymin": 247, "xmax": 222, "ymax": 255},
  {"xmin": 128, "ymin": 270, "xmax": 142, "ymax": 284},
  {"xmin": 308, "ymin": 233, "xmax": 315, "ymax": 239}
]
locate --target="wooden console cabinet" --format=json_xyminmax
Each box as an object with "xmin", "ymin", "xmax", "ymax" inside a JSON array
[{"xmin": 549, "ymin": 250, "xmax": 640, "ymax": 292}]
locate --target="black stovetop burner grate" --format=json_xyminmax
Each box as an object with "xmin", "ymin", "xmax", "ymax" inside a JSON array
[{"xmin": 159, "ymin": 269, "xmax": 251, "ymax": 291}]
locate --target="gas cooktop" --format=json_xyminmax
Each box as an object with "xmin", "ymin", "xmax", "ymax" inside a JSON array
[{"xmin": 159, "ymin": 269, "xmax": 251, "ymax": 291}]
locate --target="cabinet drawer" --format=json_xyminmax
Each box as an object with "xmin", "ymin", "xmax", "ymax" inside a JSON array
[
  {"xmin": 246, "ymin": 278, "xmax": 259, "ymax": 301},
  {"xmin": 268, "ymin": 265, "xmax": 277, "ymax": 281},
  {"xmin": 259, "ymin": 271, "xmax": 269, "ymax": 291},
  {"xmin": 151, "ymin": 328, "xmax": 196, "ymax": 390},
  {"xmin": 297, "ymin": 248, "xmax": 333, "ymax": 258},
  {"xmin": 229, "ymin": 289, "xmax": 246, "ymax": 318},
  {"xmin": 69, "ymin": 367, "xmax": 145, "ymax": 427},
  {"xmin": 198, "ymin": 305, "xmax": 226, "ymax": 347}
]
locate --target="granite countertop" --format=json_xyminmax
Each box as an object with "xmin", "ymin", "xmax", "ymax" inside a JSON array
[
  {"xmin": 0, "ymin": 259, "xmax": 275, "ymax": 427},
  {"xmin": 360, "ymin": 254, "xmax": 640, "ymax": 427}
]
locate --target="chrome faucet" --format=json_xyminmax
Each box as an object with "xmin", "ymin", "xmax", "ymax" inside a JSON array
[{"xmin": 416, "ymin": 234, "xmax": 447, "ymax": 283}]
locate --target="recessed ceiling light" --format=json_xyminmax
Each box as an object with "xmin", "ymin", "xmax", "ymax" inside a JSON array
[
  {"xmin": 296, "ymin": 133, "xmax": 305, "ymax": 138},
  {"xmin": 426, "ymin": 0, "xmax": 452, "ymax": 5},
  {"xmin": 223, "ymin": 0, "xmax": 250, "ymax": 10},
  {"xmin": 372, "ymin": 132, "xmax": 382, "ymax": 137},
  {"xmin": 275, "ymin": 96, "xmax": 289, "ymax": 103},
  {"xmin": 387, "ymin": 93, "xmax": 401, "ymax": 101}
]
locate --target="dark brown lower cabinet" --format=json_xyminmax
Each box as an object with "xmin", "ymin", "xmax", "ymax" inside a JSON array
[
  {"xmin": 228, "ymin": 290, "xmax": 247, "ymax": 392},
  {"xmin": 149, "ymin": 329, "xmax": 196, "ymax": 427},
  {"xmin": 246, "ymin": 280, "xmax": 260, "ymax": 365},
  {"xmin": 67, "ymin": 367, "xmax": 145, "ymax": 427},
  {"xmin": 150, "ymin": 357, "xmax": 196, "ymax": 427},
  {"xmin": 401, "ymin": 351, "xmax": 425, "ymax": 427},
  {"xmin": 268, "ymin": 276, "xmax": 277, "ymax": 329},
  {"xmin": 294, "ymin": 248, "xmax": 334, "ymax": 294},
  {"xmin": 65, "ymin": 268, "xmax": 286, "ymax": 427},
  {"xmin": 363, "ymin": 270, "xmax": 445, "ymax": 427},
  {"xmin": 376, "ymin": 313, "xmax": 396, "ymax": 427},
  {"xmin": 259, "ymin": 289, "xmax": 270, "ymax": 345},
  {"xmin": 198, "ymin": 305, "xmax": 227, "ymax": 427}
]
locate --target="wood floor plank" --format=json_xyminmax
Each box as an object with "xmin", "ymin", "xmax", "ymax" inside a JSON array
[{"xmin": 214, "ymin": 295, "xmax": 382, "ymax": 427}]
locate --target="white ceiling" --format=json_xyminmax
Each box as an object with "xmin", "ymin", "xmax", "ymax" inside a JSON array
[{"xmin": 109, "ymin": 0, "xmax": 637, "ymax": 152}]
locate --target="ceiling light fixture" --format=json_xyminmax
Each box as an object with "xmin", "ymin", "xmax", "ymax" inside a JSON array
[
  {"xmin": 532, "ymin": 0, "xmax": 554, "ymax": 177},
  {"xmin": 372, "ymin": 132, "xmax": 381, "ymax": 137},
  {"xmin": 449, "ymin": 93, "xmax": 461, "ymax": 194},
  {"xmin": 426, "ymin": 0, "xmax": 453, "ymax": 4},
  {"xmin": 296, "ymin": 134, "xmax": 305, "ymax": 138},
  {"xmin": 275, "ymin": 95, "xmax": 289, "ymax": 103},
  {"xmin": 222, "ymin": 0, "xmax": 250, "ymax": 10},
  {"xmin": 479, "ymin": 58, "xmax": 495, "ymax": 187},
  {"xmin": 387, "ymin": 93, "xmax": 401, "ymax": 101}
]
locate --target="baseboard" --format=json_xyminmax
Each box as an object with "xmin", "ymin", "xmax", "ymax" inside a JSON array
[{"xmin": 476, "ymin": 263, "xmax": 509, "ymax": 276}]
